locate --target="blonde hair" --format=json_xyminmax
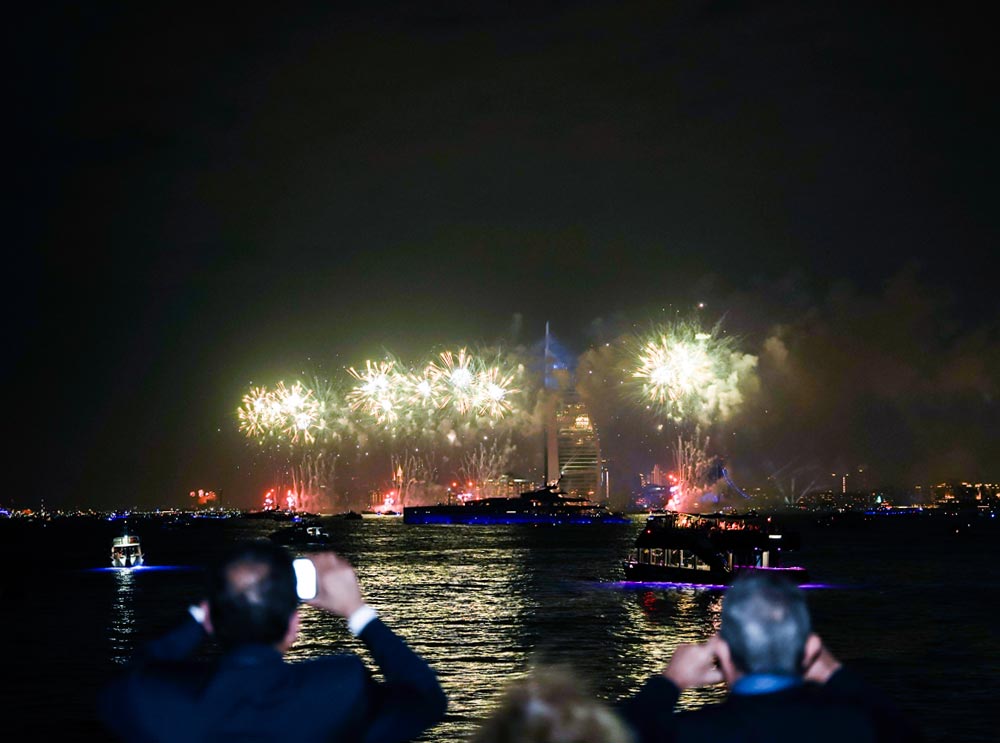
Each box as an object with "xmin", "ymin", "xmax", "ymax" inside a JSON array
[{"xmin": 470, "ymin": 666, "xmax": 633, "ymax": 743}]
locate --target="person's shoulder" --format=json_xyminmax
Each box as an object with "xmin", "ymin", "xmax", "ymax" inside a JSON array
[
  {"xmin": 676, "ymin": 689, "xmax": 877, "ymax": 743},
  {"xmin": 293, "ymin": 652, "xmax": 368, "ymax": 683},
  {"xmin": 99, "ymin": 661, "xmax": 212, "ymax": 737},
  {"xmin": 111, "ymin": 658, "xmax": 214, "ymax": 688},
  {"xmin": 673, "ymin": 700, "xmax": 745, "ymax": 741},
  {"xmin": 278, "ymin": 654, "xmax": 370, "ymax": 713}
]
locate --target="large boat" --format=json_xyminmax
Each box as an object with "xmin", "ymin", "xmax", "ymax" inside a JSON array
[
  {"xmin": 623, "ymin": 511, "xmax": 807, "ymax": 584},
  {"xmin": 111, "ymin": 532, "xmax": 144, "ymax": 568},
  {"xmin": 403, "ymin": 484, "xmax": 630, "ymax": 525}
]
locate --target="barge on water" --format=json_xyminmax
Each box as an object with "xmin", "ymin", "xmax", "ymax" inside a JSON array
[
  {"xmin": 623, "ymin": 511, "xmax": 807, "ymax": 584},
  {"xmin": 404, "ymin": 484, "xmax": 629, "ymax": 525}
]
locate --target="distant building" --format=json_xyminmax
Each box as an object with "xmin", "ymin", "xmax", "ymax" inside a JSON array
[
  {"xmin": 546, "ymin": 393, "xmax": 602, "ymax": 499},
  {"xmin": 541, "ymin": 323, "xmax": 604, "ymax": 501},
  {"xmin": 479, "ymin": 474, "xmax": 536, "ymax": 498},
  {"xmin": 629, "ymin": 484, "xmax": 668, "ymax": 511},
  {"xmin": 650, "ymin": 464, "xmax": 670, "ymax": 487},
  {"xmin": 797, "ymin": 489, "xmax": 876, "ymax": 511},
  {"xmin": 930, "ymin": 481, "xmax": 999, "ymax": 507}
]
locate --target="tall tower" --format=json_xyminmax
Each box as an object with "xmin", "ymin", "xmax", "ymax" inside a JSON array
[
  {"xmin": 554, "ymin": 395, "xmax": 602, "ymax": 497},
  {"xmin": 543, "ymin": 323, "xmax": 602, "ymax": 498},
  {"xmin": 544, "ymin": 322, "xmax": 561, "ymax": 485}
]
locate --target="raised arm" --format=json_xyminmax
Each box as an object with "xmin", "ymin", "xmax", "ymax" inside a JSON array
[
  {"xmin": 308, "ymin": 552, "xmax": 448, "ymax": 743},
  {"xmin": 804, "ymin": 635, "xmax": 923, "ymax": 742},
  {"xmin": 619, "ymin": 640, "xmax": 724, "ymax": 743}
]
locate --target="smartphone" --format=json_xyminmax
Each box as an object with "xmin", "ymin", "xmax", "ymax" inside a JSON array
[{"xmin": 293, "ymin": 557, "xmax": 317, "ymax": 601}]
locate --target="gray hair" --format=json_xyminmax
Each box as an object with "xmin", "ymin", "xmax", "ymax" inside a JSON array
[
  {"xmin": 719, "ymin": 574, "xmax": 812, "ymax": 675},
  {"xmin": 470, "ymin": 666, "xmax": 633, "ymax": 743}
]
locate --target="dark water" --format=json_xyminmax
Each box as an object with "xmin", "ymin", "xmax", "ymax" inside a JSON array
[{"xmin": 1, "ymin": 512, "xmax": 997, "ymax": 741}]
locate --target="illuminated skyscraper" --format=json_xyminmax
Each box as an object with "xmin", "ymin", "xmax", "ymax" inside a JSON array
[
  {"xmin": 543, "ymin": 323, "xmax": 603, "ymax": 498},
  {"xmin": 553, "ymin": 393, "xmax": 602, "ymax": 497}
]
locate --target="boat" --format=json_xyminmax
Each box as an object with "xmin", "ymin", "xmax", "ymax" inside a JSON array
[
  {"xmin": 403, "ymin": 484, "xmax": 630, "ymax": 525},
  {"xmin": 245, "ymin": 509, "xmax": 302, "ymax": 521},
  {"xmin": 111, "ymin": 532, "xmax": 144, "ymax": 568},
  {"xmin": 269, "ymin": 523, "xmax": 334, "ymax": 550},
  {"xmin": 623, "ymin": 511, "xmax": 807, "ymax": 584},
  {"xmin": 331, "ymin": 510, "xmax": 363, "ymax": 521}
]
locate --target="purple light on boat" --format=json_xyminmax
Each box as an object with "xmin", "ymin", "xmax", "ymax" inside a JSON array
[
  {"xmin": 606, "ymin": 580, "xmax": 839, "ymax": 590},
  {"xmin": 84, "ymin": 565, "xmax": 195, "ymax": 573},
  {"xmin": 609, "ymin": 580, "xmax": 730, "ymax": 590},
  {"xmin": 732, "ymin": 567, "xmax": 810, "ymax": 578}
]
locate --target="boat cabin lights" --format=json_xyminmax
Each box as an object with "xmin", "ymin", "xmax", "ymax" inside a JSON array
[{"xmin": 635, "ymin": 547, "xmax": 713, "ymax": 571}]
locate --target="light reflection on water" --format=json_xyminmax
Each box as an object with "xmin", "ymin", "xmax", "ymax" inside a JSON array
[
  {"xmin": 109, "ymin": 569, "xmax": 136, "ymax": 665},
  {"xmin": 94, "ymin": 565, "xmax": 198, "ymax": 664},
  {"xmin": 287, "ymin": 519, "xmax": 729, "ymax": 740}
]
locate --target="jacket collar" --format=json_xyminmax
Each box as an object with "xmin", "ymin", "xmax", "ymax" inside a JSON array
[
  {"xmin": 731, "ymin": 673, "xmax": 802, "ymax": 696},
  {"xmin": 220, "ymin": 643, "xmax": 284, "ymax": 668}
]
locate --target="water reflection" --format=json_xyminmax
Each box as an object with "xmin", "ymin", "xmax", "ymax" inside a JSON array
[
  {"xmin": 288, "ymin": 524, "xmax": 535, "ymax": 740},
  {"xmin": 109, "ymin": 568, "xmax": 136, "ymax": 665},
  {"xmin": 282, "ymin": 519, "xmax": 738, "ymax": 739}
]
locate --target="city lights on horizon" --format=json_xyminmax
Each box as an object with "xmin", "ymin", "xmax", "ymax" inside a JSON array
[{"xmin": 221, "ymin": 318, "xmax": 1000, "ymax": 513}]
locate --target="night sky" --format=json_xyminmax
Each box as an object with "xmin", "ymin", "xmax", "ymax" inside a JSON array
[{"xmin": 12, "ymin": 2, "xmax": 997, "ymax": 510}]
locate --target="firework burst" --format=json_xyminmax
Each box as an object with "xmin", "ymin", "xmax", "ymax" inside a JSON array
[
  {"xmin": 346, "ymin": 359, "xmax": 406, "ymax": 425},
  {"xmin": 426, "ymin": 348, "xmax": 478, "ymax": 415},
  {"xmin": 238, "ymin": 381, "xmax": 331, "ymax": 445},
  {"xmin": 274, "ymin": 381, "xmax": 322, "ymax": 444},
  {"xmin": 472, "ymin": 364, "xmax": 519, "ymax": 419},
  {"xmin": 237, "ymin": 385, "xmax": 285, "ymax": 439},
  {"xmin": 308, "ymin": 376, "xmax": 353, "ymax": 443},
  {"xmin": 401, "ymin": 366, "xmax": 447, "ymax": 411},
  {"xmin": 630, "ymin": 320, "xmax": 757, "ymax": 424}
]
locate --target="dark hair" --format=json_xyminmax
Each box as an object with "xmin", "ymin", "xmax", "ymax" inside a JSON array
[
  {"xmin": 207, "ymin": 540, "xmax": 298, "ymax": 649},
  {"xmin": 470, "ymin": 666, "xmax": 633, "ymax": 743},
  {"xmin": 719, "ymin": 573, "xmax": 811, "ymax": 675}
]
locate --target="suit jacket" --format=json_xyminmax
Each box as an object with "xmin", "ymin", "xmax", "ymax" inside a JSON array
[
  {"xmin": 620, "ymin": 668, "xmax": 920, "ymax": 743},
  {"xmin": 99, "ymin": 614, "xmax": 447, "ymax": 743}
]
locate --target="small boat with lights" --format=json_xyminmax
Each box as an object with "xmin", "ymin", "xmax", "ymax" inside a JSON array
[
  {"xmin": 403, "ymin": 484, "xmax": 630, "ymax": 525},
  {"xmin": 623, "ymin": 511, "xmax": 807, "ymax": 584},
  {"xmin": 111, "ymin": 532, "xmax": 144, "ymax": 568},
  {"xmin": 269, "ymin": 524, "xmax": 333, "ymax": 550}
]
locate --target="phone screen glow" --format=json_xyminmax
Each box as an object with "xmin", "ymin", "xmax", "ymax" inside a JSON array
[{"xmin": 293, "ymin": 558, "xmax": 317, "ymax": 600}]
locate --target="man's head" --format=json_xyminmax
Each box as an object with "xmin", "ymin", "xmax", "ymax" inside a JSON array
[
  {"xmin": 207, "ymin": 540, "xmax": 299, "ymax": 651},
  {"xmin": 718, "ymin": 573, "xmax": 812, "ymax": 678}
]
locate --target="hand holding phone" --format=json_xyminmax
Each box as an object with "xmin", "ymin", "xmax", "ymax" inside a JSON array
[
  {"xmin": 307, "ymin": 552, "xmax": 364, "ymax": 617},
  {"xmin": 293, "ymin": 557, "xmax": 317, "ymax": 601}
]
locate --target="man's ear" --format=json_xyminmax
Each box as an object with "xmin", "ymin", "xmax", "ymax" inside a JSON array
[
  {"xmin": 711, "ymin": 635, "xmax": 738, "ymax": 685},
  {"xmin": 802, "ymin": 633, "xmax": 822, "ymax": 671},
  {"xmin": 202, "ymin": 604, "xmax": 214, "ymax": 636},
  {"xmin": 280, "ymin": 609, "xmax": 300, "ymax": 652}
]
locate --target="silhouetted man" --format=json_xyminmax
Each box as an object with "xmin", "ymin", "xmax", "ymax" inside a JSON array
[
  {"xmin": 621, "ymin": 573, "xmax": 919, "ymax": 742},
  {"xmin": 99, "ymin": 540, "xmax": 447, "ymax": 742}
]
